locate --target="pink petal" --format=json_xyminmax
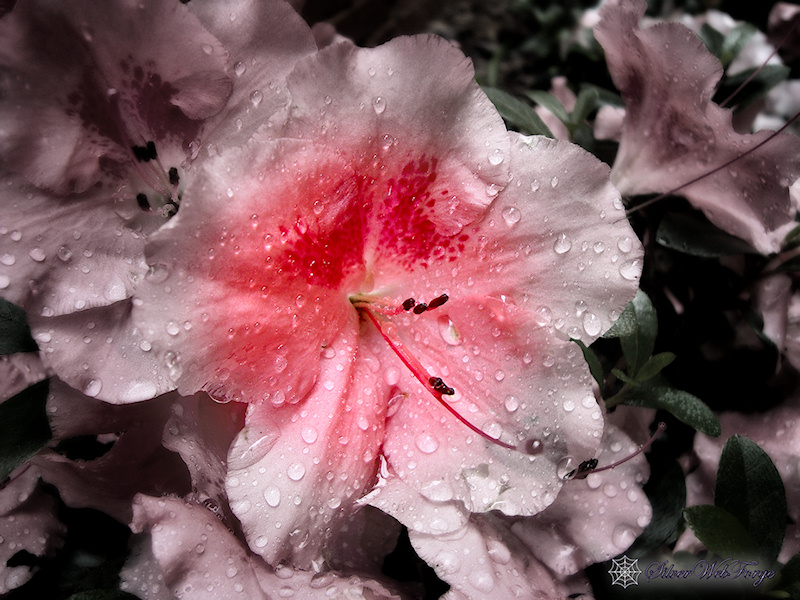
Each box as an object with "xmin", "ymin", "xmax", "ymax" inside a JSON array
[
  {"xmin": 225, "ymin": 325, "xmax": 386, "ymax": 565},
  {"xmin": 596, "ymin": 0, "xmax": 800, "ymax": 254},
  {"xmin": 131, "ymin": 495, "xmax": 406, "ymax": 600}
]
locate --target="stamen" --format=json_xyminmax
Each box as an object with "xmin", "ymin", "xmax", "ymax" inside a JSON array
[
  {"xmin": 565, "ymin": 422, "xmax": 667, "ymax": 480},
  {"xmin": 402, "ymin": 298, "xmax": 416, "ymax": 311},
  {"xmin": 136, "ymin": 193, "xmax": 150, "ymax": 211},
  {"xmin": 361, "ymin": 306, "xmax": 518, "ymax": 451},
  {"xmin": 132, "ymin": 144, "xmax": 151, "ymax": 162},
  {"xmin": 428, "ymin": 293, "xmax": 449, "ymax": 309},
  {"xmin": 169, "ymin": 167, "xmax": 180, "ymax": 186},
  {"xmin": 412, "ymin": 302, "xmax": 428, "ymax": 314},
  {"xmin": 146, "ymin": 140, "xmax": 157, "ymax": 160}
]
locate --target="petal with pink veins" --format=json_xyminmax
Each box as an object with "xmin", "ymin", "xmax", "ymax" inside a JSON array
[{"xmin": 595, "ymin": 0, "xmax": 800, "ymax": 254}]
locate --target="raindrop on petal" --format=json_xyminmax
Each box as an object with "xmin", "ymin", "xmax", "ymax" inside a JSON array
[{"xmin": 554, "ymin": 233, "xmax": 572, "ymax": 254}]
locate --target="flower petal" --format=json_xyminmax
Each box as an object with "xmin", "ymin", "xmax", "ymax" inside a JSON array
[{"xmin": 595, "ymin": 0, "xmax": 800, "ymax": 254}]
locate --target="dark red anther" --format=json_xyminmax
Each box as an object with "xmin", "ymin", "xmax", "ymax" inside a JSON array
[
  {"xmin": 428, "ymin": 376, "xmax": 455, "ymax": 395},
  {"xmin": 136, "ymin": 193, "xmax": 150, "ymax": 211},
  {"xmin": 132, "ymin": 145, "xmax": 150, "ymax": 162},
  {"xmin": 427, "ymin": 293, "xmax": 449, "ymax": 309},
  {"xmin": 402, "ymin": 298, "xmax": 416, "ymax": 311},
  {"xmin": 413, "ymin": 303, "xmax": 428, "ymax": 314},
  {"xmin": 146, "ymin": 140, "xmax": 157, "ymax": 160},
  {"xmin": 169, "ymin": 167, "xmax": 179, "ymax": 186}
]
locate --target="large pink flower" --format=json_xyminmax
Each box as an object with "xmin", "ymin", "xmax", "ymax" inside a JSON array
[
  {"xmin": 0, "ymin": 0, "xmax": 316, "ymax": 401},
  {"xmin": 133, "ymin": 34, "xmax": 644, "ymax": 565},
  {"xmin": 595, "ymin": 0, "xmax": 800, "ymax": 254}
]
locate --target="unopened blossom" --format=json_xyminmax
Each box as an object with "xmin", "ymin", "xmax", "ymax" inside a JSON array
[
  {"xmin": 134, "ymin": 29, "xmax": 644, "ymax": 567},
  {"xmin": 0, "ymin": 0, "xmax": 316, "ymax": 401},
  {"xmin": 595, "ymin": 0, "xmax": 800, "ymax": 254}
]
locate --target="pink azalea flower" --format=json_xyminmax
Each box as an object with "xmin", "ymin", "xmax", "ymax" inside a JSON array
[
  {"xmin": 594, "ymin": 0, "xmax": 800, "ymax": 254},
  {"xmin": 0, "ymin": 0, "xmax": 316, "ymax": 402},
  {"xmin": 133, "ymin": 31, "xmax": 644, "ymax": 566}
]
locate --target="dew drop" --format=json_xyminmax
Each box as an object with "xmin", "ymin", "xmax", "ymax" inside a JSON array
[
  {"xmin": 264, "ymin": 486, "xmax": 281, "ymax": 507},
  {"xmin": 504, "ymin": 396, "xmax": 519, "ymax": 412},
  {"xmin": 57, "ymin": 246, "xmax": 73, "ymax": 261},
  {"xmin": 287, "ymin": 463, "xmax": 306, "ymax": 481},
  {"xmin": 550, "ymin": 176, "xmax": 559, "ymax": 188},
  {"xmin": 593, "ymin": 241, "xmax": 605, "ymax": 254},
  {"xmin": 250, "ymin": 90, "xmax": 263, "ymax": 107},
  {"xmin": 0, "ymin": 275, "xmax": 10, "ymax": 289},
  {"xmin": 582, "ymin": 312, "xmax": 602, "ymax": 336},
  {"xmin": 553, "ymin": 233, "xmax": 572, "ymax": 254},
  {"xmin": 437, "ymin": 315, "xmax": 463, "ymax": 346},
  {"xmin": 29, "ymin": 248, "xmax": 46, "ymax": 262},
  {"xmin": 201, "ymin": 43, "xmax": 213, "ymax": 55},
  {"xmin": 83, "ymin": 379, "xmax": 102, "ymax": 397},
  {"xmin": 520, "ymin": 438, "xmax": 543, "ymax": 455},
  {"xmin": 563, "ymin": 399, "xmax": 575, "ymax": 412},
  {"xmin": 617, "ymin": 236, "xmax": 633, "ymax": 253},
  {"xmin": 557, "ymin": 456, "xmax": 578, "ymax": 480},
  {"xmin": 301, "ymin": 426, "xmax": 318, "ymax": 444},
  {"xmin": 0, "ymin": 254, "xmax": 15, "ymax": 266},
  {"xmin": 233, "ymin": 61, "xmax": 246, "ymax": 76},
  {"xmin": 612, "ymin": 524, "xmax": 636, "ymax": 549},
  {"xmin": 619, "ymin": 259, "xmax": 642, "ymax": 281},
  {"xmin": 501, "ymin": 206, "xmax": 521, "ymax": 225},
  {"xmin": 488, "ymin": 148, "xmax": 504, "ymax": 165},
  {"xmin": 373, "ymin": 96, "xmax": 386, "ymax": 114},
  {"xmin": 415, "ymin": 432, "xmax": 439, "ymax": 454},
  {"xmin": 165, "ymin": 321, "xmax": 180, "ymax": 336},
  {"xmin": 531, "ymin": 179, "xmax": 540, "ymax": 192},
  {"xmin": 274, "ymin": 355, "xmax": 288, "ymax": 373},
  {"xmin": 139, "ymin": 340, "xmax": 152, "ymax": 352}
]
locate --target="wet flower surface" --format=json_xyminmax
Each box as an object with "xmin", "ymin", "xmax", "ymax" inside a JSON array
[{"xmin": 133, "ymin": 33, "xmax": 644, "ymax": 565}]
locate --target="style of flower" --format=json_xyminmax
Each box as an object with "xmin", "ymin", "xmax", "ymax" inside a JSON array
[
  {"xmin": 132, "ymin": 29, "xmax": 645, "ymax": 568},
  {"xmin": 0, "ymin": 0, "xmax": 317, "ymax": 402},
  {"xmin": 594, "ymin": 0, "xmax": 800, "ymax": 254}
]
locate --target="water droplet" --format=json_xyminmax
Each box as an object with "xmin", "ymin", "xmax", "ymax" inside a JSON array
[
  {"xmin": 379, "ymin": 134, "xmax": 395, "ymax": 150},
  {"xmin": 415, "ymin": 432, "xmax": 439, "ymax": 454},
  {"xmin": 373, "ymin": 96, "xmax": 386, "ymax": 114},
  {"xmin": 612, "ymin": 524, "xmax": 636, "ymax": 549},
  {"xmin": 56, "ymin": 246, "xmax": 72, "ymax": 261},
  {"xmin": 146, "ymin": 263, "xmax": 170, "ymax": 283},
  {"xmin": 0, "ymin": 254, "xmax": 15, "ymax": 266},
  {"xmin": 264, "ymin": 486, "xmax": 281, "ymax": 507},
  {"xmin": 323, "ymin": 95, "xmax": 332, "ymax": 105},
  {"xmin": 233, "ymin": 61, "xmax": 246, "ymax": 76},
  {"xmin": 535, "ymin": 306, "xmax": 552, "ymax": 325},
  {"xmin": 165, "ymin": 350, "xmax": 182, "ymax": 381},
  {"xmin": 139, "ymin": 340, "xmax": 152, "ymax": 352},
  {"xmin": 83, "ymin": 379, "xmax": 102, "ymax": 397},
  {"xmin": 250, "ymin": 90, "xmax": 263, "ymax": 107},
  {"xmin": 531, "ymin": 179, "xmax": 540, "ymax": 191},
  {"xmin": 619, "ymin": 259, "xmax": 641, "ymax": 281},
  {"xmin": 29, "ymin": 248, "xmax": 46, "ymax": 262},
  {"xmin": 226, "ymin": 566, "xmax": 238, "ymax": 578},
  {"xmin": 165, "ymin": 321, "xmax": 180, "ymax": 336},
  {"xmin": 617, "ymin": 236, "xmax": 633, "ymax": 253},
  {"xmin": 553, "ymin": 233, "xmax": 572, "ymax": 254},
  {"xmin": 583, "ymin": 312, "xmax": 602, "ymax": 336},
  {"xmin": 201, "ymin": 43, "xmax": 213, "ymax": 55},
  {"xmin": 563, "ymin": 399, "xmax": 575, "ymax": 412},
  {"xmin": 488, "ymin": 148, "xmax": 504, "ymax": 165},
  {"xmin": 437, "ymin": 315, "xmax": 463, "ymax": 346},
  {"xmin": 368, "ymin": 67, "xmax": 376, "ymax": 76},
  {"xmin": 520, "ymin": 438, "xmax": 543, "ymax": 455},
  {"xmin": 504, "ymin": 396, "xmax": 519, "ymax": 412},
  {"xmin": 501, "ymin": 206, "xmax": 521, "ymax": 225},
  {"xmin": 557, "ymin": 456, "xmax": 578, "ymax": 480},
  {"xmin": 550, "ymin": 176, "xmax": 559, "ymax": 188},
  {"xmin": 274, "ymin": 355, "xmax": 288, "ymax": 373},
  {"xmin": 301, "ymin": 426, "xmax": 318, "ymax": 444},
  {"xmin": 593, "ymin": 241, "xmax": 605, "ymax": 254},
  {"xmin": 287, "ymin": 463, "xmax": 306, "ymax": 481}
]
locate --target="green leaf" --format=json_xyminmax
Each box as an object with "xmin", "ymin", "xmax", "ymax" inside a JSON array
[
  {"xmin": 628, "ymin": 460, "xmax": 687, "ymax": 556},
  {"xmin": 67, "ymin": 592, "xmax": 142, "ymax": 600},
  {"xmin": 603, "ymin": 289, "xmax": 657, "ymax": 376},
  {"xmin": 0, "ymin": 379, "xmax": 51, "ymax": 480},
  {"xmin": 719, "ymin": 64, "xmax": 790, "ymax": 110},
  {"xmin": 720, "ymin": 23, "xmax": 757, "ymax": 69},
  {"xmin": 656, "ymin": 212, "xmax": 758, "ymax": 257},
  {"xmin": 684, "ymin": 504, "xmax": 756, "ymax": 557},
  {"xmin": 482, "ymin": 87, "xmax": 554, "ymax": 137},
  {"xmin": 570, "ymin": 87, "xmax": 599, "ymax": 127},
  {"xmin": 625, "ymin": 385, "xmax": 721, "ymax": 437},
  {"xmin": 715, "ymin": 435, "xmax": 787, "ymax": 564},
  {"xmin": 611, "ymin": 368, "xmax": 638, "ymax": 386},
  {"xmin": 778, "ymin": 551, "xmax": 800, "ymax": 598},
  {"xmin": 572, "ymin": 338, "xmax": 603, "ymax": 387},
  {"xmin": 0, "ymin": 297, "xmax": 38, "ymax": 355},
  {"xmin": 635, "ymin": 352, "xmax": 676, "ymax": 382},
  {"xmin": 698, "ymin": 23, "xmax": 725, "ymax": 59},
  {"xmin": 523, "ymin": 90, "xmax": 570, "ymax": 124}
]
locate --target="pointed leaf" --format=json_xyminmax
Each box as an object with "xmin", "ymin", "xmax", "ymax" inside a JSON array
[
  {"xmin": 603, "ymin": 289, "xmax": 657, "ymax": 376},
  {"xmin": 0, "ymin": 379, "xmax": 51, "ymax": 480},
  {"xmin": 684, "ymin": 504, "xmax": 756, "ymax": 558},
  {"xmin": 656, "ymin": 212, "xmax": 757, "ymax": 257},
  {"xmin": 625, "ymin": 385, "xmax": 721, "ymax": 437},
  {"xmin": 572, "ymin": 338, "xmax": 603, "ymax": 387},
  {"xmin": 715, "ymin": 435, "xmax": 787, "ymax": 564},
  {"xmin": 720, "ymin": 23, "xmax": 757, "ymax": 69},
  {"xmin": 482, "ymin": 87, "xmax": 554, "ymax": 137},
  {"xmin": 0, "ymin": 297, "xmax": 38, "ymax": 354},
  {"xmin": 570, "ymin": 87, "xmax": 599, "ymax": 127},
  {"xmin": 523, "ymin": 90, "xmax": 570, "ymax": 124},
  {"xmin": 636, "ymin": 352, "xmax": 676, "ymax": 382}
]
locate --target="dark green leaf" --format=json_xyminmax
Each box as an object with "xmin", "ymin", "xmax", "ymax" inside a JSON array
[
  {"xmin": 636, "ymin": 352, "xmax": 676, "ymax": 382},
  {"xmin": 684, "ymin": 505, "xmax": 756, "ymax": 558},
  {"xmin": 523, "ymin": 90, "xmax": 570, "ymax": 124},
  {"xmin": 572, "ymin": 338, "xmax": 603, "ymax": 387},
  {"xmin": 611, "ymin": 368, "xmax": 638, "ymax": 386},
  {"xmin": 719, "ymin": 64, "xmax": 790, "ymax": 111},
  {"xmin": 715, "ymin": 435, "xmax": 787, "ymax": 564},
  {"xmin": 482, "ymin": 87, "xmax": 554, "ymax": 137},
  {"xmin": 628, "ymin": 460, "xmax": 687, "ymax": 556},
  {"xmin": 570, "ymin": 87, "xmax": 599, "ymax": 127},
  {"xmin": 656, "ymin": 212, "xmax": 758, "ymax": 257},
  {"xmin": 625, "ymin": 385, "xmax": 721, "ymax": 437},
  {"xmin": 0, "ymin": 297, "xmax": 38, "ymax": 355},
  {"xmin": 603, "ymin": 290, "xmax": 657, "ymax": 376},
  {"xmin": 67, "ymin": 592, "xmax": 141, "ymax": 600},
  {"xmin": 720, "ymin": 23, "xmax": 757, "ymax": 69},
  {"xmin": 0, "ymin": 379, "xmax": 51, "ymax": 480},
  {"xmin": 778, "ymin": 551, "xmax": 800, "ymax": 597},
  {"xmin": 698, "ymin": 23, "xmax": 725, "ymax": 59}
]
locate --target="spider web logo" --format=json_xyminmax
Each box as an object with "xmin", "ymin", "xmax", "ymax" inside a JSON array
[{"xmin": 608, "ymin": 555, "xmax": 642, "ymax": 588}]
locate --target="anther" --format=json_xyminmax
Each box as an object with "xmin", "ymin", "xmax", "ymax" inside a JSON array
[
  {"xmin": 413, "ymin": 302, "xmax": 428, "ymax": 314},
  {"xmin": 146, "ymin": 140, "xmax": 157, "ymax": 160},
  {"xmin": 428, "ymin": 376, "xmax": 455, "ymax": 395},
  {"xmin": 132, "ymin": 145, "xmax": 150, "ymax": 162},
  {"xmin": 136, "ymin": 193, "xmax": 150, "ymax": 211},
  {"xmin": 428, "ymin": 293, "xmax": 449, "ymax": 309},
  {"xmin": 169, "ymin": 167, "xmax": 180, "ymax": 186},
  {"xmin": 402, "ymin": 298, "xmax": 416, "ymax": 311}
]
